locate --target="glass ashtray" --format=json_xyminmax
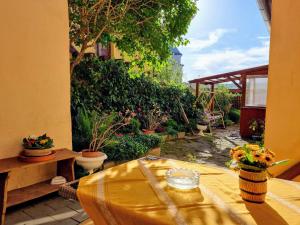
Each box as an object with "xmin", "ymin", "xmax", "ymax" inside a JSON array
[{"xmin": 166, "ymin": 168, "xmax": 200, "ymax": 190}]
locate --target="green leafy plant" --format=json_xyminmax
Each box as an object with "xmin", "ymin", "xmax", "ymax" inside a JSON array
[
  {"xmin": 134, "ymin": 134, "xmax": 161, "ymax": 149},
  {"xmin": 73, "ymin": 108, "xmax": 97, "ymax": 151},
  {"xmin": 120, "ymin": 118, "xmax": 141, "ymax": 135},
  {"xmin": 103, "ymin": 134, "xmax": 161, "ymax": 161},
  {"xmin": 23, "ymin": 134, "xmax": 54, "ymax": 149},
  {"xmin": 249, "ymin": 119, "xmax": 265, "ymax": 136}
]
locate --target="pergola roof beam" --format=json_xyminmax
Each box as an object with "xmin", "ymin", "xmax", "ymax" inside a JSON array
[{"xmin": 189, "ymin": 65, "xmax": 268, "ymax": 84}]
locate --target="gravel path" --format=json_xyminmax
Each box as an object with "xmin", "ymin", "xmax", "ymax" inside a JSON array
[{"xmin": 161, "ymin": 125, "xmax": 248, "ymax": 167}]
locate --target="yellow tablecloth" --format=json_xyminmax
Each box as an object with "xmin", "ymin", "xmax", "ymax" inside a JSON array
[{"xmin": 77, "ymin": 158, "xmax": 300, "ymax": 225}]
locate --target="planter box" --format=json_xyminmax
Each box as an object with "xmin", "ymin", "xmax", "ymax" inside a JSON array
[
  {"xmin": 166, "ymin": 135, "xmax": 176, "ymax": 141},
  {"xmin": 177, "ymin": 132, "xmax": 186, "ymax": 139},
  {"xmin": 160, "ymin": 134, "xmax": 168, "ymax": 142},
  {"xmin": 145, "ymin": 147, "xmax": 161, "ymax": 157}
]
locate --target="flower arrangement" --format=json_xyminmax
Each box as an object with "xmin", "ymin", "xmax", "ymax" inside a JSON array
[
  {"xmin": 227, "ymin": 144, "xmax": 288, "ymax": 173},
  {"xmin": 23, "ymin": 134, "xmax": 54, "ymax": 149}
]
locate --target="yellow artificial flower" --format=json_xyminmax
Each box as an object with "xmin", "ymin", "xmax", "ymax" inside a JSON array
[
  {"xmin": 266, "ymin": 149, "xmax": 276, "ymax": 157},
  {"xmin": 246, "ymin": 144, "xmax": 260, "ymax": 151},
  {"xmin": 252, "ymin": 151, "xmax": 263, "ymax": 161},
  {"xmin": 261, "ymin": 153, "xmax": 274, "ymax": 166},
  {"xmin": 232, "ymin": 150, "xmax": 245, "ymax": 161},
  {"xmin": 39, "ymin": 139, "xmax": 48, "ymax": 145},
  {"xmin": 230, "ymin": 146, "xmax": 242, "ymax": 156}
]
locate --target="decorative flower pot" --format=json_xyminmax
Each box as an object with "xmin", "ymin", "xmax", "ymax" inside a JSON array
[
  {"xmin": 145, "ymin": 147, "xmax": 161, "ymax": 157},
  {"xmin": 239, "ymin": 169, "xmax": 267, "ymax": 203},
  {"xmin": 76, "ymin": 150, "xmax": 107, "ymax": 174},
  {"xmin": 197, "ymin": 124, "xmax": 207, "ymax": 136},
  {"xmin": 23, "ymin": 148, "xmax": 52, "ymax": 157},
  {"xmin": 177, "ymin": 132, "xmax": 186, "ymax": 139}
]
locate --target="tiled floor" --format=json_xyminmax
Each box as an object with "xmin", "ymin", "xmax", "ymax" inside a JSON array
[{"xmin": 5, "ymin": 195, "xmax": 88, "ymax": 225}]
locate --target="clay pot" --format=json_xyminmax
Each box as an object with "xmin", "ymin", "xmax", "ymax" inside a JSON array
[
  {"xmin": 23, "ymin": 148, "xmax": 52, "ymax": 157},
  {"xmin": 82, "ymin": 150, "xmax": 104, "ymax": 158},
  {"xmin": 239, "ymin": 169, "xmax": 267, "ymax": 203},
  {"xmin": 143, "ymin": 130, "xmax": 155, "ymax": 135}
]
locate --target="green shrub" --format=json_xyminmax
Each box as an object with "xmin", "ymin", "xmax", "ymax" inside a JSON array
[
  {"xmin": 72, "ymin": 108, "xmax": 97, "ymax": 151},
  {"xmin": 102, "ymin": 134, "xmax": 161, "ymax": 161},
  {"xmin": 166, "ymin": 127, "xmax": 178, "ymax": 136},
  {"xmin": 134, "ymin": 134, "xmax": 161, "ymax": 149},
  {"xmin": 166, "ymin": 119, "xmax": 178, "ymax": 130},
  {"xmin": 225, "ymin": 119, "xmax": 234, "ymax": 126},
  {"xmin": 228, "ymin": 109, "xmax": 240, "ymax": 123},
  {"xmin": 119, "ymin": 118, "xmax": 141, "ymax": 134}
]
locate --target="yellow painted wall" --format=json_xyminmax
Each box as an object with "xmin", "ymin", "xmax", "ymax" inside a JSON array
[
  {"xmin": 0, "ymin": 1, "xmax": 72, "ymax": 188},
  {"xmin": 265, "ymin": 0, "xmax": 300, "ymax": 176}
]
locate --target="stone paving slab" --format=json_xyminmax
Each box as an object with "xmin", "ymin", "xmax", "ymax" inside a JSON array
[{"xmin": 5, "ymin": 196, "xmax": 83, "ymax": 225}]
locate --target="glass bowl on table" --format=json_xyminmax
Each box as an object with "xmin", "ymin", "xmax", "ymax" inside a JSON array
[{"xmin": 166, "ymin": 168, "xmax": 200, "ymax": 190}]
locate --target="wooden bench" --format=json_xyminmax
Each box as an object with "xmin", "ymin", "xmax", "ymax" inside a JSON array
[{"xmin": 0, "ymin": 148, "xmax": 77, "ymax": 225}]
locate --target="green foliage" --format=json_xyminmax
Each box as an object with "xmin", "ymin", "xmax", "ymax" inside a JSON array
[
  {"xmin": 155, "ymin": 58, "xmax": 183, "ymax": 83},
  {"xmin": 72, "ymin": 58, "xmax": 201, "ymax": 128},
  {"xmin": 228, "ymin": 109, "xmax": 240, "ymax": 123},
  {"xmin": 198, "ymin": 85, "xmax": 239, "ymax": 118},
  {"xmin": 120, "ymin": 118, "xmax": 141, "ymax": 135},
  {"xmin": 166, "ymin": 127, "xmax": 178, "ymax": 136},
  {"xmin": 134, "ymin": 134, "xmax": 161, "ymax": 149},
  {"xmin": 249, "ymin": 119, "xmax": 265, "ymax": 136},
  {"xmin": 103, "ymin": 134, "xmax": 161, "ymax": 161},
  {"xmin": 69, "ymin": 0, "xmax": 197, "ymax": 74},
  {"xmin": 72, "ymin": 108, "xmax": 96, "ymax": 151},
  {"xmin": 225, "ymin": 119, "xmax": 234, "ymax": 126}
]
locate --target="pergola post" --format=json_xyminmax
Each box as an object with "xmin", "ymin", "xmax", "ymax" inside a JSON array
[
  {"xmin": 241, "ymin": 74, "xmax": 247, "ymax": 107},
  {"xmin": 210, "ymin": 84, "xmax": 215, "ymax": 111},
  {"xmin": 195, "ymin": 83, "xmax": 200, "ymax": 97}
]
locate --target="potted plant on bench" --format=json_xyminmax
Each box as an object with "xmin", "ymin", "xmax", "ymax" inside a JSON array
[{"xmin": 23, "ymin": 134, "xmax": 54, "ymax": 157}]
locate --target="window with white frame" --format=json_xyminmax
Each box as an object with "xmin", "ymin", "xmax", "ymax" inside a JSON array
[{"xmin": 245, "ymin": 76, "xmax": 268, "ymax": 107}]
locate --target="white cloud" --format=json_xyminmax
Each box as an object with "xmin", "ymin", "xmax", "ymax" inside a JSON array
[
  {"xmin": 191, "ymin": 40, "xmax": 269, "ymax": 76},
  {"xmin": 184, "ymin": 28, "xmax": 231, "ymax": 51}
]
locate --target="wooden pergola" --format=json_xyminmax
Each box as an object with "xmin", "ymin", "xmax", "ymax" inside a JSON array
[
  {"xmin": 189, "ymin": 65, "xmax": 269, "ymax": 137},
  {"xmin": 189, "ymin": 65, "xmax": 268, "ymax": 108}
]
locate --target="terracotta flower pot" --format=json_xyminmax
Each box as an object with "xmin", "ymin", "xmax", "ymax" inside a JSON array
[
  {"xmin": 81, "ymin": 150, "xmax": 104, "ymax": 158},
  {"xmin": 23, "ymin": 148, "xmax": 52, "ymax": 157},
  {"xmin": 239, "ymin": 169, "xmax": 267, "ymax": 203},
  {"xmin": 143, "ymin": 129, "xmax": 155, "ymax": 135}
]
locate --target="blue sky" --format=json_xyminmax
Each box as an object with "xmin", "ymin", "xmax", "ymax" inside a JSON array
[{"xmin": 179, "ymin": 0, "xmax": 270, "ymax": 82}]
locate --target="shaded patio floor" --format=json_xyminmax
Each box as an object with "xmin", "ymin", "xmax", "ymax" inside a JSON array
[
  {"xmin": 6, "ymin": 125, "xmax": 246, "ymax": 225},
  {"xmin": 5, "ymin": 195, "xmax": 87, "ymax": 225}
]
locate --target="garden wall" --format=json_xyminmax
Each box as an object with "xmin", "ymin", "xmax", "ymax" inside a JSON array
[
  {"xmin": 265, "ymin": 0, "xmax": 300, "ymax": 178},
  {"xmin": 0, "ymin": 0, "xmax": 72, "ymax": 189}
]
